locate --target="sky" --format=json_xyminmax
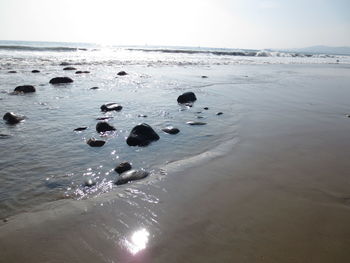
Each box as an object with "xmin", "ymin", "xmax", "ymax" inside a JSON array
[{"xmin": 0, "ymin": 0, "xmax": 349, "ymax": 49}]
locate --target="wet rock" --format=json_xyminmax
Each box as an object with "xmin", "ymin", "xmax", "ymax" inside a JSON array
[
  {"xmin": 117, "ymin": 71, "xmax": 128, "ymax": 76},
  {"xmin": 201, "ymin": 75, "xmax": 208, "ymax": 78},
  {"xmin": 90, "ymin": 87, "xmax": 99, "ymax": 90},
  {"xmin": 8, "ymin": 70, "xmax": 17, "ymax": 73},
  {"xmin": 14, "ymin": 85, "xmax": 36, "ymax": 93},
  {"xmin": 63, "ymin": 66, "xmax": 77, "ymax": 71},
  {"xmin": 96, "ymin": 116, "xmax": 113, "ymax": 121},
  {"xmin": 216, "ymin": 112, "xmax": 223, "ymax": 116},
  {"xmin": 177, "ymin": 92, "xmax": 197, "ymax": 104},
  {"xmin": 31, "ymin": 70, "xmax": 40, "ymax": 73},
  {"xmin": 114, "ymin": 162, "xmax": 132, "ymax": 174},
  {"xmin": 75, "ymin": 70, "xmax": 90, "ymax": 74},
  {"xmin": 100, "ymin": 103, "xmax": 122, "ymax": 112},
  {"xmin": 3, "ymin": 112, "xmax": 25, "ymax": 124},
  {"xmin": 60, "ymin": 62, "xmax": 71, "ymax": 66},
  {"xmin": 74, "ymin": 126, "xmax": 87, "ymax": 131},
  {"xmin": 84, "ymin": 179, "xmax": 96, "ymax": 187},
  {"xmin": 162, "ymin": 126, "xmax": 180, "ymax": 134},
  {"xmin": 187, "ymin": 121, "xmax": 207, "ymax": 126},
  {"xmin": 49, "ymin": 77, "xmax": 74, "ymax": 84},
  {"xmin": 126, "ymin": 123, "xmax": 160, "ymax": 146},
  {"xmin": 203, "ymin": 107, "xmax": 209, "ymax": 110},
  {"xmin": 0, "ymin": 133, "xmax": 11, "ymax": 139},
  {"xmin": 87, "ymin": 138, "xmax": 106, "ymax": 147},
  {"xmin": 138, "ymin": 114, "xmax": 147, "ymax": 118},
  {"xmin": 96, "ymin": 122, "xmax": 116, "ymax": 133},
  {"xmin": 115, "ymin": 169, "xmax": 149, "ymax": 185}
]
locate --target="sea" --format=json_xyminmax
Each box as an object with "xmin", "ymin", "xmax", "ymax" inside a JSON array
[{"xmin": 0, "ymin": 40, "xmax": 349, "ymax": 219}]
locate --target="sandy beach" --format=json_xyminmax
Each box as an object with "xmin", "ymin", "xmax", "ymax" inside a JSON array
[{"xmin": 1, "ymin": 63, "xmax": 350, "ymax": 262}]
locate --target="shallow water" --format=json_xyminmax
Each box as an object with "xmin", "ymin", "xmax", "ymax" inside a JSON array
[{"xmin": 0, "ymin": 41, "xmax": 349, "ymax": 218}]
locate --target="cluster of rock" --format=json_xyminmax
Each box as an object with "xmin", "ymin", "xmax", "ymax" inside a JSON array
[{"xmin": 3, "ymin": 68, "xmax": 224, "ymax": 188}]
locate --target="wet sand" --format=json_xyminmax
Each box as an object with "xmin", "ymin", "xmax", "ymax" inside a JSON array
[{"xmin": 1, "ymin": 64, "xmax": 350, "ymax": 262}]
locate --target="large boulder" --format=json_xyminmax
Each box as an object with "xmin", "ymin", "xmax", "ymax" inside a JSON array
[
  {"xmin": 115, "ymin": 169, "xmax": 149, "ymax": 185},
  {"xmin": 100, "ymin": 103, "xmax": 123, "ymax": 112},
  {"xmin": 49, "ymin": 77, "xmax": 73, "ymax": 84},
  {"xmin": 177, "ymin": 92, "xmax": 197, "ymax": 104},
  {"xmin": 3, "ymin": 112, "xmax": 25, "ymax": 124},
  {"xmin": 14, "ymin": 85, "xmax": 36, "ymax": 93},
  {"xmin": 126, "ymin": 123, "xmax": 159, "ymax": 146},
  {"xmin": 96, "ymin": 121, "xmax": 116, "ymax": 133},
  {"xmin": 114, "ymin": 162, "xmax": 132, "ymax": 174}
]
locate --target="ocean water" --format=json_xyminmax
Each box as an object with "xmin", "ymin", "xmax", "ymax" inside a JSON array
[{"xmin": 0, "ymin": 40, "xmax": 349, "ymax": 218}]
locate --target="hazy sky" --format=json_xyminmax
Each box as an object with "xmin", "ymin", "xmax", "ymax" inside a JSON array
[{"xmin": 0, "ymin": 0, "xmax": 349, "ymax": 48}]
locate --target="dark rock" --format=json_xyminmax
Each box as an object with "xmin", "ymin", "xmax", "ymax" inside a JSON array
[
  {"xmin": 162, "ymin": 126, "xmax": 180, "ymax": 134},
  {"xmin": 96, "ymin": 116, "xmax": 113, "ymax": 121},
  {"xmin": 75, "ymin": 71, "xmax": 90, "ymax": 74},
  {"xmin": 177, "ymin": 92, "xmax": 197, "ymax": 104},
  {"xmin": 96, "ymin": 122, "xmax": 116, "ymax": 133},
  {"xmin": 187, "ymin": 121, "xmax": 206, "ymax": 126},
  {"xmin": 87, "ymin": 138, "xmax": 106, "ymax": 147},
  {"xmin": 31, "ymin": 70, "xmax": 40, "ymax": 73},
  {"xmin": 201, "ymin": 75, "xmax": 208, "ymax": 78},
  {"xmin": 117, "ymin": 71, "xmax": 128, "ymax": 76},
  {"xmin": 49, "ymin": 77, "xmax": 73, "ymax": 84},
  {"xmin": 0, "ymin": 133, "xmax": 11, "ymax": 139},
  {"xmin": 63, "ymin": 66, "xmax": 77, "ymax": 71},
  {"xmin": 203, "ymin": 107, "xmax": 209, "ymax": 110},
  {"xmin": 60, "ymin": 62, "xmax": 71, "ymax": 66},
  {"xmin": 216, "ymin": 112, "xmax": 223, "ymax": 116},
  {"xmin": 74, "ymin": 126, "xmax": 87, "ymax": 131},
  {"xmin": 138, "ymin": 114, "xmax": 147, "ymax": 118},
  {"xmin": 90, "ymin": 87, "xmax": 99, "ymax": 90},
  {"xmin": 14, "ymin": 85, "xmax": 36, "ymax": 93},
  {"xmin": 8, "ymin": 71, "xmax": 17, "ymax": 73},
  {"xmin": 3, "ymin": 112, "xmax": 25, "ymax": 124},
  {"xmin": 115, "ymin": 169, "xmax": 149, "ymax": 185},
  {"xmin": 114, "ymin": 162, "xmax": 132, "ymax": 174},
  {"xmin": 84, "ymin": 179, "xmax": 96, "ymax": 187},
  {"xmin": 126, "ymin": 123, "xmax": 160, "ymax": 146},
  {"xmin": 100, "ymin": 103, "xmax": 122, "ymax": 112}
]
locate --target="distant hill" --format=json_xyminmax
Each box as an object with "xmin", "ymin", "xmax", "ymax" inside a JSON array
[{"xmin": 286, "ymin": 45, "xmax": 350, "ymax": 55}]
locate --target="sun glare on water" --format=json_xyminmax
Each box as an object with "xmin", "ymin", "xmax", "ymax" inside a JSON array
[{"xmin": 122, "ymin": 228, "xmax": 150, "ymax": 255}]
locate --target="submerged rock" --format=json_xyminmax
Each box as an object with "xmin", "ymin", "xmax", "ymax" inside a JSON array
[
  {"xmin": 162, "ymin": 126, "xmax": 180, "ymax": 134},
  {"xmin": 126, "ymin": 123, "xmax": 160, "ymax": 146},
  {"xmin": 63, "ymin": 66, "xmax": 77, "ymax": 71},
  {"xmin": 115, "ymin": 169, "xmax": 149, "ymax": 185},
  {"xmin": 8, "ymin": 70, "xmax": 17, "ymax": 73},
  {"xmin": 74, "ymin": 126, "xmax": 87, "ymax": 131},
  {"xmin": 90, "ymin": 87, "xmax": 99, "ymax": 90},
  {"xmin": 186, "ymin": 121, "xmax": 207, "ymax": 126},
  {"xmin": 177, "ymin": 92, "xmax": 197, "ymax": 104},
  {"xmin": 75, "ymin": 70, "xmax": 90, "ymax": 74},
  {"xmin": 201, "ymin": 75, "xmax": 208, "ymax": 78},
  {"xmin": 84, "ymin": 179, "xmax": 96, "ymax": 187},
  {"xmin": 203, "ymin": 107, "xmax": 209, "ymax": 110},
  {"xmin": 96, "ymin": 116, "xmax": 113, "ymax": 121},
  {"xmin": 117, "ymin": 71, "xmax": 128, "ymax": 76},
  {"xmin": 3, "ymin": 112, "xmax": 25, "ymax": 124},
  {"xmin": 31, "ymin": 70, "xmax": 40, "ymax": 73},
  {"xmin": 216, "ymin": 112, "xmax": 223, "ymax": 116},
  {"xmin": 100, "ymin": 103, "xmax": 122, "ymax": 112},
  {"xmin": 96, "ymin": 121, "xmax": 116, "ymax": 133},
  {"xmin": 114, "ymin": 162, "xmax": 132, "ymax": 174},
  {"xmin": 49, "ymin": 77, "xmax": 74, "ymax": 84},
  {"xmin": 60, "ymin": 62, "xmax": 71, "ymax": 66},
  {"xmin": 87, "ymin": 138, "xmax": 105, "ymax": 147},
  {"xmin": 14, "ymin": 85, "xmax": 36, "ymax": 93},
  {"xmin": 0, "ymin": 133, "xmax": 11, "ymax": 139}
]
